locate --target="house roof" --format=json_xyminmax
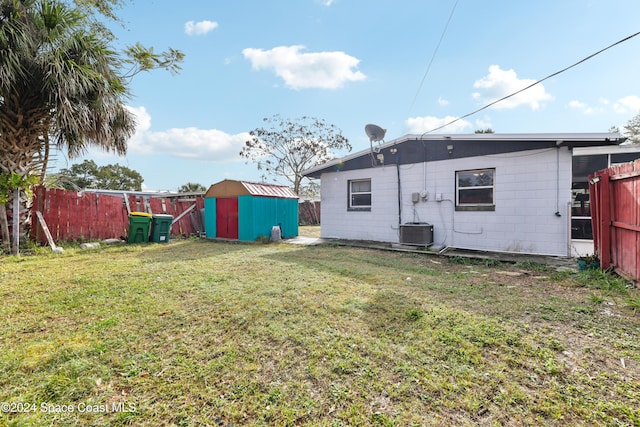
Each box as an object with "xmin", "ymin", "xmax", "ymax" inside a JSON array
[
  {"xmin": 302, "ymin": 132, "xmax": 626, "ymax": 179},
  {"xmin": 205, "ymin": 179, "xmax": 298, "ymax": 199},
  {"xmin": 573, "ymin": 142, "xmax": 640, "ymax": 156}
]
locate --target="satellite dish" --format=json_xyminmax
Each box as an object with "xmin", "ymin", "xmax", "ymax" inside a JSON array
[{"xmin": 365, "ymin": 124, "xmax": 386, "ymax": 142}]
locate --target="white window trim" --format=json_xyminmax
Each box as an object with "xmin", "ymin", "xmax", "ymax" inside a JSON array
[
  {"xmin": 348, "ymin": 179, "xmax": 372, "ymax": 211},
  {"xmin": 455, "ymin": 168, "xmax": 495, "ymax": 211}
]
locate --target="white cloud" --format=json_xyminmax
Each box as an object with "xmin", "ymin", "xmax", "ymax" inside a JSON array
[
  {"xmin": 474, "ymin": 116, "xmax": 493, "ymax": 130},
  {"xmin": 125, "ymin": 106, "xmax": 249, "ymax": 162},
  {"xmin": 569, "ymin": 97, "xmax": 639, "ymax": 115},
  {"xmin": 437, "ymin": 96, "xmax": 449, "ymax": 107},
  {"xmin": 242, "ymin": 45, "xmax": 366, "ymax": 90},
  {"xmin": 127, "ymin": 105, "xmax": 151, "ymax": 133},
  {"xmin": 567, "ymin": 100, "xmax": 602, "ymax": 115},
  {"xmin": 472, "ymin": 65, "xmax": 553, "ymax": 110},
  {"xmin": 568, "ymin": 100, "xmax": 587, "ymax": 110},
  {"xmin": 184, "ymin": 20, "xmax": 218, "ymax": 36},
  {"xmin": 405, "ymin": 115, "xmax": 472, "ymax": 134},
  {"xmin": 613, "ymin": 95, "xmax": 640, "ymax": 113}
]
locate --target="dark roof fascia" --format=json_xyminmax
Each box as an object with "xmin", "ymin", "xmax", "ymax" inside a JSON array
[{"xmin": 303, "ymin": 133, "xmax": 625, "ymax": 179}]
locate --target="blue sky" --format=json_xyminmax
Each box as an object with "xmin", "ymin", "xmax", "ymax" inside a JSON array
[{"xmin": 59, "ymin": 0, "xmax": 640, "ymax": 191}]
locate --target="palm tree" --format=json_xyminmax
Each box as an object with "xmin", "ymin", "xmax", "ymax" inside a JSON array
[
  {"xmin": 3, "ymin": 0, "xmax": 139, "ymax": 167},
  {"xmin": 0, "ymin": 0, "xmax": 137, "ymax": 253}
]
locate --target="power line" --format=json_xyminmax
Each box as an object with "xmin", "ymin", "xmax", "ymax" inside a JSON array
[
  {"xmin": 421, "ymin": 30, "xmax": 640, "ymax": 135},
  {"xmin": 409, "ymin": 0, "xmax": 460, "ymax": 113}
]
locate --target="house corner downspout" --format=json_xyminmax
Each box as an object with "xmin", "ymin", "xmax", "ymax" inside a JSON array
[{"xmin": 396, "ymin": 161, "xmax": 401, "ymax": 228}]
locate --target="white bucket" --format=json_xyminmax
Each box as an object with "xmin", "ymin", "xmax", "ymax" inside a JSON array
[{"xmin": 271, "ymin": 226, "xmax": 281, "ymax": 242}]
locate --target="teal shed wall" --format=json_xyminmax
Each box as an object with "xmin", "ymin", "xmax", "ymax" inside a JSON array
[
  {"xmin": 276, "ymin": 198, "xmax": 299, "ymax": 238},
  {"xmin": 204, "ymin": 197, "xmax": 217, "ymax": 238},
  {"xmin": 204, "ymin": 195, "xmax": 298, "ymax": 241},
  {"xmin": 238, "ymin": 195, "xmax": 298, "ymax": 241}
]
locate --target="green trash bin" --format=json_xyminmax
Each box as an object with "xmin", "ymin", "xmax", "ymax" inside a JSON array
[
  {"xmin": 128, "ymin": 212, "xmax": 152, "ymax": 243},
  {"xmin": 150, "ymin": 214, "xmax": 173, "ymax": 243}
]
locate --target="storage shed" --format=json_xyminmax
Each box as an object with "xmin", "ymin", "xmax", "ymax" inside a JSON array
[{"xmin": 204, "ymin": 180, "xmax": 298, "ymax": 241}]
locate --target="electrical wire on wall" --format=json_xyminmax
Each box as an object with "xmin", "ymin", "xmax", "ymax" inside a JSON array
[
  {"xmin": 436, "ymin": 198, "xmax": 450, "ymax": 250},
  {"xmin": 396, "ymin": 161, "xmax": 402, "ymax": 228},
  {"xmin": 555, "ymin": 147, "xmax": 562, "ymax": 217},
  {"xmin": 422, "ymin": 140, "xmax": 428, "ymax": 200},
  {"xmin": 386, "ymin": 147, "xmax": 404, "ymax": 233},
  {"xmin": 433, "ymin": 198, "xmax": 484, "ymax": 252},
  {"xmin": 484, "ymin": 148, "xmax": 556, "ymax": 159},
  {"xmin": 369, "ymin": 142, "xmax": 378, "ymax": 167}
]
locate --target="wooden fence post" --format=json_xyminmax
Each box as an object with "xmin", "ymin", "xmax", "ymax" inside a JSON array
[
  {"xmin": 11, "ymin": 188, "xmax": 20, "ymax": 255},
  {"xmin": 0, "ymin": 203, "xmax": 10, "ymax": 252},
  {"xmin": 599, "ymin": 172, "xmax": 612, "ymax": 269}
]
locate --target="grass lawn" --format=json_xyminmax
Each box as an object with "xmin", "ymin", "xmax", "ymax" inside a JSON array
[{"xmin": 1, "ymin": 237, "xmax": 639, "ymax": 426}]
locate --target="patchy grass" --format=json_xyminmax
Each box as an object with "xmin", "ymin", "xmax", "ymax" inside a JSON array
[
  {"xmin": 0, "ymin": 240, "xmax": 639, "ymax": 426},
  {"xmin": 298, "ymin": 225, "xmax": 321, "ymax": 238}
]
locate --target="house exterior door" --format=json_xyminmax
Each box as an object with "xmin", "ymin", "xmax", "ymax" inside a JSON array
[{"xmin": 216, "ymin": 197, "xmax": 238, "ymax": 239}]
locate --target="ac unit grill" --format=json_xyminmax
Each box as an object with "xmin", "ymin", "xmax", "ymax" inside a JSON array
[{"xmin": 400, "ymin": 223, "xmax": 434, "ymax": 246}]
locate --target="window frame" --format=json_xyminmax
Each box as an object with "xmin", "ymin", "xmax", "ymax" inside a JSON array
[
  {"xmin": 571, "ymin": 152, "xmax": 640, "ymax": 240},
  {"xmin": 455, "ymin": 168, "xmax": 496, "ymax": 211},
  {"xmin": 348, "ymin": 178, "xmax": 372, "ymax": 211}
]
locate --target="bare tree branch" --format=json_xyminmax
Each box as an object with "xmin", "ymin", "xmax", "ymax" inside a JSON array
[{"xmin": 240, "ymin": 115, "xmax": 351, "ymax": 194}]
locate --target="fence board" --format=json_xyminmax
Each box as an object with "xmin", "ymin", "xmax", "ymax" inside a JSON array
[
  {"xmin": 47, "ymin": 188, "xmax": 58, "ymax": 240},
  {"xmin": 298, "ymin": 200, "xmax": 321, "ymax": 225},
  {"xmin": 590, "ymin": 160, "xmax": 640, "ymax": 284},
  {"xmin": 30, "ymin": 187, "xmax": 205, "ymax": 245},
  {"xmin": 30, "ymin": 188, "xmax": 309, "ymax": 244}
]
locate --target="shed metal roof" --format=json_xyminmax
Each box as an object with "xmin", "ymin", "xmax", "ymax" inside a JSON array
[
  {"xmin": 205, "ymin": 179, "xmax": 298, "ymax": 199},
  {"xmin": 241, "ymin": 181, "xmax": 298, "ymax": 198}
]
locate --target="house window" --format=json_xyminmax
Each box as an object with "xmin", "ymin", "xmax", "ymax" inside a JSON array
[
  {"xmin": 571, "ymin": 155, "xmax": 607, "ymax": 239},
  {"xmin": 348, "ymin": 179, "xmax": 371, "ymax": 210},
  {"xmin": 571, "ymin": 153, "xmax": 640, "ymax": 240},
  {"xmin": 456, "ymin": 169, "xmax": 495, "ymax": 211}
]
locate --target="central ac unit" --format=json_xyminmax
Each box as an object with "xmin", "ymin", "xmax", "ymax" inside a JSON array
[{"xmin": 400, "ymin": 222, "xmax": 434, "ymax": 246}]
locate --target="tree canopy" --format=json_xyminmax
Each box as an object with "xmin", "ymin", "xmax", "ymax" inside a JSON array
[
  {"xmin": 178, "ymin": 182, "xmax": 207, "ymax": 193},
  {"xmin": 56, "ymin": 160, "xmax": 143, "ymax": 191},
  {"xmin": 0, "ymin": 0, "xmax": 183, "ymax": 179},
  {"xmin": 623, "ymin": 112, "xmax": 640, "ymax": 144},
  {"xmin": 240, "ymin": 115, "xmax": 351, "ymax": 194}
]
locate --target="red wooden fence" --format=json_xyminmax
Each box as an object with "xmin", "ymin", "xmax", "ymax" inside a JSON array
[
  {"xmin": 590, "ymin": 159, "xmax": 640, "ymax": 284},
  {"xmin": 30, "ymin": 186, "xmax": 205, "ymax": 245},
  {"xmin": 298, "ymin": 200, "xmax": 320, "ymax": 225}
]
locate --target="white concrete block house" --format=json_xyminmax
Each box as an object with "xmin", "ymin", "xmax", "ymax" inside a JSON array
[{"xmin": 303, "ymin": 133, "xmax": 628, "ymax": 257}]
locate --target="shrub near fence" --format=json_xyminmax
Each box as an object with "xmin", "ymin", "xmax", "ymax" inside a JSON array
[{"xmin": 30, "ymin": 186, "xmax": 205, "ymax": 245}]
